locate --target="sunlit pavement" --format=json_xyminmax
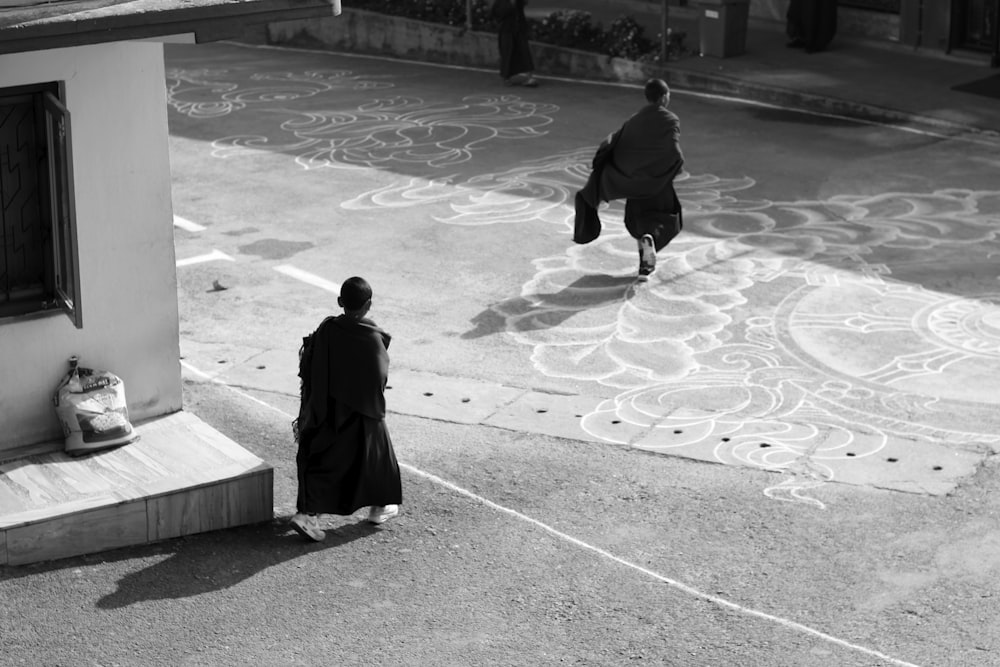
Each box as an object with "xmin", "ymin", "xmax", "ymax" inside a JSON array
[
  {"xmin": 167, "ymin": 41, "xmax": 1000, "ymax": 510},
  {"xmin": 4, "ymin": 38, "xmax": 1000, "ymax": 667}
]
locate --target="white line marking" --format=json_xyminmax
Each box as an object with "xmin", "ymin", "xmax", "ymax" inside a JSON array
[
  {"xmin": 173, "ymin": 215, "xmax": 206, "ymax": 232},
  {"xmin": 175, "ymin": 249, "xmax": 235, "ymax": 267},
  {"xmin": 273, "ymin": 264, "xmax": 341, "ymax": 293},
  {"xmin": 181, "ymin": 359, "xmax": 923, "ymax": 667}
]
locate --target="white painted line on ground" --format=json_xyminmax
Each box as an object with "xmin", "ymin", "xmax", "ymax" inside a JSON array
[
  {"xmin": 273, "ymin": 264, "xmax": 341, "ymax": 293},
  {"xmin": 173, "ymin": 215, "xmax": 206, "ymax": 232},
  {"xmin": 181, "ymin": 359, "xmax": 923, "ymax": 667},
  {"xmin": 175, "ymin": 249, "xmax": 235, "ymax": 267}
]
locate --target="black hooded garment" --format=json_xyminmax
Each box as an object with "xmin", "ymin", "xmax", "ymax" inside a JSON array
[
  {"xmin": 295, "ymin": 315, "xmax": 402, "ymax": 516},
  {"xmin": 493, "ymin": 0, "xmax": 534, "ymax": 80},
  {"xmin": 574, "ymin": 103, "xmax": 685, "ymax": 251}
]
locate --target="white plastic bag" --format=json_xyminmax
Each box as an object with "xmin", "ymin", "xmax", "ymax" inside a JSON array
[{"xmin": 53, "ymin": 356, "xmax": 138, "ymax": 456}]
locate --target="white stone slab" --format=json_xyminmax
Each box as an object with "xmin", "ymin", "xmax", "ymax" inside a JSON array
[
  {"xmin": 484, "ymin": 391, "xmax": 608, "ymax": 443},
  {"xmin": 386, "ymin": 368, "xmax": 525, "ymax": 424}
]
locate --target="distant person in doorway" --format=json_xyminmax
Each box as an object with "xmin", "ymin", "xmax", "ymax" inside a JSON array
[
  {"xmin": 291, "ymin": 276, "xmax": 402, "ymax": 541},
  {"xmin": 492, "ymin": 0, "xmax": 539, "ymax": 87},
  {"xmin": 786, "ymin": 0, "xmax": 838, "ymax": 53},
  {"xmin": 573, "ymin": 78, "xmax": 684, "ymax": 280}
]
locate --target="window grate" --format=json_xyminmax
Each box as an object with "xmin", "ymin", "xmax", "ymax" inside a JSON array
[
  {"xmin": 0, "ymin": 82, "xmax": 79, "ymax": 326},
  {"xmin": 0, "ymin": 97, "xmax": 48, "ymax": 305}
]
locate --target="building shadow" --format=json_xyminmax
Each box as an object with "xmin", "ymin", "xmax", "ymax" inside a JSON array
[{"xmin": 76, "ymin": 519, "xmax": 379, "ymax": 609}]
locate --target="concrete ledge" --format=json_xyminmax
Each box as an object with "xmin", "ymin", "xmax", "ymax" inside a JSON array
[{"xmin": 0, "ymin": 410, "xmax": 273, "ymax": 566}]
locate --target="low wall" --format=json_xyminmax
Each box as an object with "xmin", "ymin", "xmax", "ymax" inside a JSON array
[
  {"xmin": 267, "ymin": 7, "xmax": 903, "ymax": 85},
  {"xmin": 268, "ymin": 8, "xmax": 662, "ymax": 84}
]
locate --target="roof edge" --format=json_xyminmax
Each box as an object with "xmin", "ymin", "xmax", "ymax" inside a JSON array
[{"xmin": 0, "ymin": 0, "xmax": 339, "ymax": 54}]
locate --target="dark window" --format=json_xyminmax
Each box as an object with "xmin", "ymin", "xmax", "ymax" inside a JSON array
[
  {"xmin": 839, "ymin": 0, "xmax": 900, "ymax": 13},
  {"xmin": 0, "ymin": 82, "xmax": 81, "ymax": 327}
]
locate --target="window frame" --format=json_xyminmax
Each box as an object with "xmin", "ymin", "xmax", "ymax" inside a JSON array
[{"xmin": 0, "ymin": 81, "xmax": 82, "ymax": 328}]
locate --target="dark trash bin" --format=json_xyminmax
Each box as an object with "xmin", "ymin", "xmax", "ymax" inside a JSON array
[{"xmin": 698, "ymin": 0, "xmax": 750, "ymax": 58}]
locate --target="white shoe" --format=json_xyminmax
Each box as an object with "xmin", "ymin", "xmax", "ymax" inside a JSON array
[
  {"xmin": 291, "ymin": 513, "xmax": 326, "ymax": 542},
  {"xmin": 639, "ymin": 234, "xmax": 656, "ymax": 278},
  {"xmin": 367, "ymin": 505, "xmax": 399, "ymax": 525}
]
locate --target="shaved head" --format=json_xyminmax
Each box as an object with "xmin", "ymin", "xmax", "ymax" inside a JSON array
[
  {"xmin": 340, "ymin": 276, "xmax": 372, "ymax": 311},
  {"xmin": 644, "ymin": 78, "xmax": 670, "ymax": 102}
]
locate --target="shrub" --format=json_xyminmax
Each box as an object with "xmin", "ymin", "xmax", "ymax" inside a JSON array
[
  {"xmin": 347, "ymin": 0, "xmax": 680, "ymax": 61},
  {"xmin": 530, "ymin": 10, "xmax": 605, "ymax": 53},
  {"xmin": 603, "ymin": 16, "xmax": 654, "ymax": 61},
  {"xmin": 349, "ymin": 0, "xmax": 493, "ymax": 30}
]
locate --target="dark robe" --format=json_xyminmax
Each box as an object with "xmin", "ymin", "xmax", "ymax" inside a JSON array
[
  {"xmin": 295, "ymin": 315, "xmax": 402, "ymax": 516},
  {"xmin": 493, "ymin": 0, "xmax": 534, "ymax": 79},
  {"xmin": 575, "ymin": 103, "xmax": 685, "ymax": 251},
  {"xmin": 786, "ymin": 0, "xmax": 838, "ymax": 52}
]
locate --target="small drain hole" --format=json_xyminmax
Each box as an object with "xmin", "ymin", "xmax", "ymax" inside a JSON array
[
  {"xmin": 933, "ymin": 465, "xmax": 943, "ymax": 471},
  {"xmin": 673, "ymin": 429, "xmax": 683, "ymax": 434},
  {"xmin": 611, "ymin": 420, "xmax": 621, "ymax": 425},
  {"xmin": 721, "ymin": 437, "xmax": 730, "ymax": 442},
  {"xmin": 846, "ymin": 452, "xmax": 856, "ymax": 457},
  {"xmin": 461, "ymin": 398, "xmax": 470, "ymax": 403},
  {"xmin": 759, "ymin": 443, "xmax": 772, "ymax": 448},
  {"xmin": 536, "ymin": 409, "xmax": 547, "ymax": 413},
  {"xmin": 887, "ymin": 457, "xmax": 898, "ymax": 463},
  {"xmin": 423, "ymin": 392, "xmax": 433, "ymax": 397}
]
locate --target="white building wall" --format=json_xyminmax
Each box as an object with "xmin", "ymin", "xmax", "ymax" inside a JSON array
[{"xmin": 0, "ymin": 41, "xmax": 182, "ymax": 456}]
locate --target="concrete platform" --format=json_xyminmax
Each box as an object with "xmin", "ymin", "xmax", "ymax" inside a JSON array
[{"xmin": 0, "ymin": 410, "xmax": 272, "ymax": 566}]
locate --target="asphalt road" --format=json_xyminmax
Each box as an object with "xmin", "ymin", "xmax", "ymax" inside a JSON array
[{"xmin": 3, "ymin": 41, "xmax": 1000, "ymax": 666}]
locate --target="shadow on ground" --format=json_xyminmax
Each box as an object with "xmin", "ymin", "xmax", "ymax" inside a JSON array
[
  {"xmin": 0, "ymin": 519, "xmax": 380, "ymax": 608},
  {"xmin": 463, "ymin": 273, "xmax": 637, "ymax": 339}
]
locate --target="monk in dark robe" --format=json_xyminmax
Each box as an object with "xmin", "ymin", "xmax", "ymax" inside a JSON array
[
  {"xmin": 574, "ymin": 78, "xmax": 684, "ymax": 280},
  {"xmin": 492, "ymin": 0, "xmax": 538, "ymax": 87},
  {"xmin": 291, "ymin": 276, "xmax": 402, "ymax": 542}
]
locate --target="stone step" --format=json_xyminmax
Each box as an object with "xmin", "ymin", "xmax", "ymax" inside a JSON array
[{"xmin": 0, "ymin": 410, "xmax": 272, "ymax": 566}]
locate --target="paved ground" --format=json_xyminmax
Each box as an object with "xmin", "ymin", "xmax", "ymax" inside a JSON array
[
  {"xmin": 165, "ymin": 40, "xmax": 1000, "ymax": 505},
  {"xmin": 3, "ymin": 40, "xmax": 1000, "ymax": 666}
]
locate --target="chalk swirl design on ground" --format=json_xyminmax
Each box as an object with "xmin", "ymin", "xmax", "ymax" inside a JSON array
[
  {"xmin": 351, "ymin": 161, "xmax": 1000, "ymax": 505},
  {"xmin": 207, "ymin": 95, "xmax": 558, "ymax": 169},
  {"xmin": 572, "ymin": 189, "xmax": 1000, "ymax": 506},
  {"xmin": 343, "ymin": 149, "xmax": 759, "ymax": 226},
  {"xmin": 343, "ymin": 149, "xmax": 590, "ymax": 224},
  {"xmin": 165, "ymin": 69, "xmax": 393, "ymax": 118}
]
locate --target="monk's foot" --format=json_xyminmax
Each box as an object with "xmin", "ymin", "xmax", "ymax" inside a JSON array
[
  {"xmin": 291, "ymin": 513, "xmax": 326, "ymax": 542},
  {"xmin": 638, "ymin": 234, "xmax": 657, "ymax": 278},
  {"xmin": 367, "ymin": 504, "xmax": 399, "ymax": 525}
]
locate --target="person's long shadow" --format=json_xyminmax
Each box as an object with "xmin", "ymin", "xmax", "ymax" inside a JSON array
[
  {"xmin": 463, "ymin": 273, "xmax": 637, "ymax": 339},
  {"xmin": 93, "ymin": 518, "xmax": 377, "ymax": 609}
]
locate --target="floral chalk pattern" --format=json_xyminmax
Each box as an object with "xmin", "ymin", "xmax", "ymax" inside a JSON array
[
  {"xmin": 167, "ymin": 67, "xmax": 557, "ymax": 169},
  {"xmin": 166, "ymin": 68, "xmax": 394, "ymax": 119},
  {"xmin": 346, "ymin": 158, "xmax": 1000, "ymax": 507},
  {"xmin": 207, "ymin": 95, "xmax": 558, "ymax": 170}
]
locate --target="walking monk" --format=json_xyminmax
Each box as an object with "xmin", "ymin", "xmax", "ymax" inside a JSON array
[{"xmin": 291, "ymin": 276, "xmax": 402, "ymax": 541}]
